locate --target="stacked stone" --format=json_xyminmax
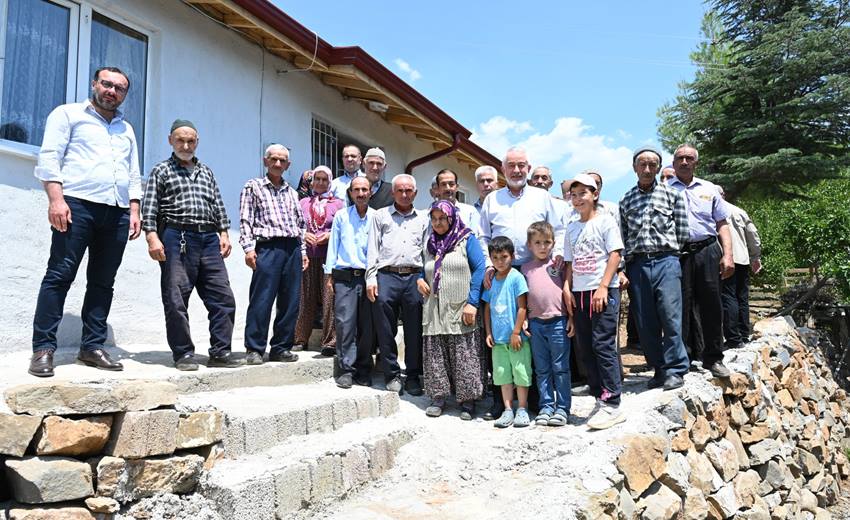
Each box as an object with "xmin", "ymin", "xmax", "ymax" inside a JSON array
[
  {"xmin": 0, "ymin": 380, "xmax": 224, "ymax": 519},
  {"xmin": 580, "ymin": 316, "xmax": 849, "ymax": 520}
]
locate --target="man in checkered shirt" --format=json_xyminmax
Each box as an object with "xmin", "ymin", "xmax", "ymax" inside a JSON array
[
  {"xmin": 619, "ymin": 146, "xmax": 690, "ymax": 391},
  {"xmin": 142, "ymin": 119, "xmax": 242, "ymax": 371}
]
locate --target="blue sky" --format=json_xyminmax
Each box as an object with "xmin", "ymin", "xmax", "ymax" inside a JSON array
[{"xmin": 275, "ymin": 1, "xmax": 708, "ymax": 201}]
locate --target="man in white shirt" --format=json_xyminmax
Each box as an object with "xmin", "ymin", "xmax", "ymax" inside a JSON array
[
  {"xmin": 30, "ymin": 67, "xmax": 143, "ymax": 377},
  {"xmin": 330, "ymin": 144, "xmax": 364, "ymax": 201},
  {"xmin": 434, "ymin": 168, "xmax": 480, "ymax": 233}
]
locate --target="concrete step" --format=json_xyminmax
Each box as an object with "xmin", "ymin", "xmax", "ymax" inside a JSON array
[
  {"xmin": 200, "ymin": 416, "xmax": 415, "ymax": 520},
  {"xmin": 178, "ymin": 381, "xmax": 399, "ymax": 457}
]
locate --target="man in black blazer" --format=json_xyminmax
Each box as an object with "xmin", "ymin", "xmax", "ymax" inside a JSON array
[{"xmin": 362, "ymin": 147, "xmax": 394, "ymax": 209}]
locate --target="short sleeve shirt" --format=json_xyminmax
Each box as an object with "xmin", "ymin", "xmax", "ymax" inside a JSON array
[
  {"xmin": 668, "ymin": 176, "xmax": 731, "ymax": 242},
  {"xmin": 481, "ymin": 269, "xmax": 528, "ymax": 344},
  {"xmin": 565, "ymin": 213, "xmax": 624, "ymax": 292},
  {"xmin": 521, "ymin": 258, "xmax": 566, "ymax": 320}
]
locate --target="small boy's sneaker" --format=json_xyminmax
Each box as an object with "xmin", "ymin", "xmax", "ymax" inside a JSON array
[
  {"xmin": 535, "ymin": 410, "xmax": 552, "ymax": 426},
  {"xmin": 587, "ymin": 402, "xmax": 625, "ymax": 430},
  {"xmin": 494, "ymin": 409, "xmax": 515, "ymax": 428},
  {"xmin": 548, "ymin": 410, "xmax": 569, "ymax": 427},
  {"xmin": 513, "ymin": 408, "xmax": 530, "ymax": 428}
]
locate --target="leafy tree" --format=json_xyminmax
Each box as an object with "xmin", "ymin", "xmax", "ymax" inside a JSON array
[{"xmin": 658, "ymin": 0, "xmax": 850, "ymax": 196}]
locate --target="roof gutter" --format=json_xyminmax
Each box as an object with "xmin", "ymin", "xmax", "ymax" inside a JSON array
[{"xmin": 404, "ymin": 133, "xmax": 462, "ymax": 175}]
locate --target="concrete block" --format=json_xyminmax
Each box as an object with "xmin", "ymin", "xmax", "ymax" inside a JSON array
[
  {"xmin": 365, "ymin": 437, "xmax": 393, "ymax": 478},
  {"xmin": 331, "ymin": 398, "xmax": 358, "ymax": 430},
  {"xmin": 0, "ymin": 413, "xmax": 42, "ymax": 457},
  {"xmin": 307, "ymin": 453, "xmax": 342, "ymax": 501},
  {"xmin": 203, "ymin": 473, "xmax": 276, "ymax": 520},
  {"xmin": 354, "ymin": 395, "xmax": 379, "ymax": 420},
  {"xmin": 377, "ymin": 392, "xmax": 399, "ymax": 417},
  {"xmin": 104, "ymin": 410, "xmax": 179, "ymax": 458},
  {"xmin": 340, "ymin": 445, "xmax": 370, "ymax": 492},
  {"xmin": 273, "ymin": 462, "xmax": 310, "ymax": 515},
  {"xmin": 305, "ymin": 403, "xmax": 334, "ymax": 434},
  {"xmin": 4, "ymin": 381, "xmax": 176, "ymax": 415},
  {"xmin": 5, "ymin": 456, "xmax": 93, "ymax": 504}
]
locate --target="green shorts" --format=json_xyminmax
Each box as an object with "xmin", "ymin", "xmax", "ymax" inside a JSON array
[{"xmin": 492, "ymin": 341, "xmax": 532, "ymax": 387}]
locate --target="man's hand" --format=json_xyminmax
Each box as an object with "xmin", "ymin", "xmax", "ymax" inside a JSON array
[
  {"xmin": 618, "ymin": 271, "xmax": 629, "ymax": 290},
  {"xmin": 245, "ymin": 250, "xmax": 257, "ymax": 270},
  {"xmin": 751, "ymin": 258, "xmax": 762, "ymax": 275},
  {"xmin": 462, "ymin": 303, "xmax": 477, "ymax": 326},
  {"xmin": 552, "ymin": 254, "xmax": 564, "ymax": 270},
  {"xmin": 592, "ymin": 286, "xmax": 609, "ymax": 313},
  {"xmin": 366, "ymin": 284, "xmax": 378, "ymax": 303},
  {"xmin": 48, "ymin": 198, "xmax": 72, "ymax": 232},
  {"xmin": 720, "ymin": 255, "xmax": 735, "ymax": 280},
  {"xmin": 302, "ymin": 255, "xmax": 309, "ymax": 271},
  {"xmin": 128, "ymin": 201, "xmax": 141, "ymax": 240},
  {"xmin": 416, "ymin": 279, "xmax": 431, "ymax": 298},
  {"xmin": 219, "ymin": 232, "xmax": 232, "ymax": 258},
  {"xmin": 146, "ymin": 233, "xmax": 166, "ymax": 262},
  {"xmin": 483, "ymin": 266, "xmax": 495, "ymax": 289}
]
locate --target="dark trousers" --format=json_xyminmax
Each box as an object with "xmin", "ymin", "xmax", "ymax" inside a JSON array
[
  {"xmin": 626, "ymin": 254, "xmax": 690, "ymax": 378},
  {"xmin": 374, "ymin": 271, "xmax": 423, "ymax": 382},
  {"xmin": 680, "ymin": 241, "xmax": 724, "ymax": 366},
  {"xmin": 626, "ymin": 285, "xmax": 641, "ymax": 347},
  {"xmin": 159, "ymin": 228, "xmax": 235, "ymax": 361},
  {"xmin": 572, "ymin": 288, "xmax": 622, "ymax": 405},
  {"xmin": 333, "ymin": 273, "xmax": 374, "ymax": 380},
  {"xmin": 32, "ymin": 196, "xmax": 129, "ymax": 353},
  {"xmin": 244, "ymin": 238, "xmax": 302, "ymax": 355},
  {"xmin": 721, "ymin": 264, "xmax": 751, "ymax": 347}
]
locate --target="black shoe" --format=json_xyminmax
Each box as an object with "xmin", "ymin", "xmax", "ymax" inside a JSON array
[
  {"xmin": 336, "ymin": 373, "xmax": 353, "ymax": 389},
  {"xmin": 245, "ymin": 351, "xmax": 264, "ymax": 365},
  {"xmin": 708, "ymin": 361, "xmax": 731, "ymax": 378},
  {"xmin": 207, "ymin": 352, "xmax": 245, "ymax": 368},
  {"xmin": 321, "ymin": 346, "xmax": 336, "ymax": 357},
  {"xmin": 269, "ymin": 351, "xmax": 298, "ymax": 363},
  {"xmin": 663, "ymin": 374, "xmax": 684, "ymax": 391},
  {"xmin": 175, "ymin": 353, "xmax": 199, "ymax": 371},
  {"xmin": 404, "ymin": 376, "xmax": 424, "ymax": 396},
  {"xmin": 77, "ymin": 349, "xmax": 123, "ymax": 371},
  {"xmin": 647, "ymin": 372, "xmax": 665, "ymax": 389},
  {"xmin": 483, "ymin": 402, "xmax": 505, "ymax": 421},
  {"xmin": 29, "ymin": 350, "xmax": 54, "ymax": 377},
  {"xmin": 460, "ymin": 402, "xmax": 475, "ymax": 421}
]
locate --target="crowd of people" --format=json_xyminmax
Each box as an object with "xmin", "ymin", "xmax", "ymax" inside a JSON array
[{"xmin": 27, "ymin": 66, "xmax": 763, "ymax": 432}]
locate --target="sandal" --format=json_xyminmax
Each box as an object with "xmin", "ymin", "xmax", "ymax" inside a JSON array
[
  {"xmin": 425, "ymin": 398, "xmax": 445, "ymax": 418},
  {"xmin": 548, "ymin": 410, "xmax": 568, "ymax": 427},
  {"xmin": 494, "ymin": 409, "xmax": 514, "ymax": 428},
  {"xmin": 535, "ymin": 411, "xmax": 552, "ymax": 426}
]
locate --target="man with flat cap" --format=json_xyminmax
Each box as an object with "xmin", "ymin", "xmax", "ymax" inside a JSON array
[
  {"xmin": 143, "ymin": 119, "xmax": 242, "ymax": 371},
  {"xmin": 619, "ymin": 146, "xmax": 690, "ymax": 390}
]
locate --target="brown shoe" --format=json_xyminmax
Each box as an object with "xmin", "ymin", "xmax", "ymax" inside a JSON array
[
  {"xmin": 77, "ymin": 349, "xmax": 123, "ymax": 371},
  {"xmin": 29, "ymin": 350, "xmax": 54, "ymax": 377}
]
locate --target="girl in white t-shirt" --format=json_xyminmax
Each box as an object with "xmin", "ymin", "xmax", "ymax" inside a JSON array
[{"xmin": 564, "ymin": 173, "xmax": 625, "ymax": 430}]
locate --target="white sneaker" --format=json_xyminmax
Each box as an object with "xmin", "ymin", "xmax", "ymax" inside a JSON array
[{"xmin": 587, "ymin": 402, "xmax": 625, "ymax": 430}]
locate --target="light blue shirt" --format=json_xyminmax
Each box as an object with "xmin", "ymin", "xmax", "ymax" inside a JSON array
[
  {"xmin": 34, "ymin": 100, "xmax": 142, "ymax": 207},
  {"xmin": 481, "ymin": 269, "xmax": 529, "ymax": 344},
  {"xmin": 455, "ymin": 201, "xmax": 481, "ymax": 235},
  {"xmin": 668, "ymin": 176, "xmax": 731, "ymax": 242},
  {"xmin": 329, "ymin": 170, "xmax": 364, "ymax": 203},
  {"xmin": 324, "ymin": 205, "xmax": 375, "ymax": 274}
]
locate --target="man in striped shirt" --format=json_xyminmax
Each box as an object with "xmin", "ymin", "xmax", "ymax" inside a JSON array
[{"xmin": 239, "ymin": 144, "xmax": 308, "ymax": 365}]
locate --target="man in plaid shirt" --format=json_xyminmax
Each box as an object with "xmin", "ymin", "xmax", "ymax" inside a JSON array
[
  {"xmin": 239, "ymin": 144, "xmax": 308, "ymax": 365},
  {"xmin": 142, "ymin": 119, "xmax": 242, "ymax": 371},
  {"xmin": 619, "ymin": 146, "xmax": 690, "ymax": 391}
]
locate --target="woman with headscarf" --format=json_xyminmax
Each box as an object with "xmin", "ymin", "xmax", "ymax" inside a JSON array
[
  {"xmin": 417, "ymin": 200, "xmax": 487, "ymax": 420},
  {"xmin": 294, "ymin": 166, "xmax": 344, "ymax": 355},
  {"xmin": 296, "ymin": 169, "xmax": 313, "ymax": 200}
]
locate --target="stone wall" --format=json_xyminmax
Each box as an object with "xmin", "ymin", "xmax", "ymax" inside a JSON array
[
  {"xmin": 579, "ymin": 316, "xmax": 849, "ymax": 519},
  {"xmin": 1, "ymin": 381, "xmax": 223, "ymax": 519}
]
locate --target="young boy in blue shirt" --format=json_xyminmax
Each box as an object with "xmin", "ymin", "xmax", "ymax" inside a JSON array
[{"xmin": 482, "ymin": 236, "xmax": 532, "ymax": 428}]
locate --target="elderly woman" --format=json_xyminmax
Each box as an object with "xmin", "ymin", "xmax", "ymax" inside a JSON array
[
  {"xmin": 294, "ymin": 166, "xmax": 344, "ymax": 355},
  {"xmin": 417, "ymin": 200, "xmax": 486, "ymax": 420},
  {"xmin": 296, "ymin": 169, "xmax": 313, "ymax": 199}
]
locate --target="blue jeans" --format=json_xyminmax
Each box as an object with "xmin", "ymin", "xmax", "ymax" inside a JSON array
[
  {"xmin": 244, "ymin": 237, "xmax": 302, "ymax": 355},
  {"xmin": 159, "ymin": 227, "xmax": 235, "ymax": 361},
  {"xmin": 33, "ymin": 197, "xmax": 129, "ymax": 352},
  {"xmin": 626, "ymin": 254, "xmax": 689, "ymax": 377},
  {"xmin": 528, "ymin": 316, "xmax": 572, "ymax": 414}
]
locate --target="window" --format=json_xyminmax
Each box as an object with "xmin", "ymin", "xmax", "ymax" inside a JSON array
[
  {"xmin": 311, "ymin": 117, "xmax": 370, "ymax": 178},
  {"xmin": 0, "ymin": 0, "xmax": 148, "ymax": 154}
]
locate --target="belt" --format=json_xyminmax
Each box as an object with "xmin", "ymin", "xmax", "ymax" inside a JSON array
[
  {"xmin": 630, "ymin": 250, "xmax": 677, "ymax": 261},
  {"xmin": 683, "ymin": 236, "xmax": 717, "ymax": 253},
  {"xmin": 167, "ymin": 222, "xmax": 217, "ymax": 233},
  {"xmin": 530, "ymin": 315, "xmax": 565, "ymax": 324},
  {"xmin": 332, "ymin": 267, "xmax": 366, "ymax": 281},
  {"xmin": 380, "ymin": 266, "xmax": 422, "ymax": 275}
]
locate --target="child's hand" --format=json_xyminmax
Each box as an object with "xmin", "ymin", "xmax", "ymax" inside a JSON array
[
  {"xmin": 510, "ymin": 332, "xmax": 522, "ymax": 350},
  {"xmin": 563, "ymin": 289, "xmax": 575, "ymax": 317},
  {"xmin": 523, "ymin": 319, "xmax": 530, "ymax": 337},
  {"xmin": 592, "ymin": 286, "xmax": 609, "ymax": 313},
  {"xmin": 566, "ymin": 316, "xmax": 576, "ymax": 338},
  {"xmin": 486, "ymin": 334, "xmax": 494, "ymax": 348}
]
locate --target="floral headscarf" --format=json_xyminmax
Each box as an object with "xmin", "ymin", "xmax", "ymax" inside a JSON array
[{"xmin": 427, "ymin": 200, "xmax": 471, "ymax": 294}]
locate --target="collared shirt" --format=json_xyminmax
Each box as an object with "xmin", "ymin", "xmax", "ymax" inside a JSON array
[
  {"xmin": 324, "ymin": 205, "xmax": 374, "ymax": 274},
  {"xmin": 473, "ymin": 198, "xmax": 485, "ymax": 214},
  {"xmin": 366, "ymin": 205, "xmax": 430, "ymax": 285},
  {"xmin": 668, "ymin": 176, "xmax": 731, "ymax": 242},
  {"xmin": 239, "ymin": 175, "xmax": 306, "ymax": 254},
  {"xmin": 34, "ymin": 100, "xmax": 141, "ymax": 207},
  {"xmin": 142, "ymin": 154, "xmax": 229, "ymax": 232},
  {"xmin": 619, "ymin": 180, "xmax": 689, "ymax": 260},
  {"xmin": 479, "ymin": 186, "xmax": 565, "ymax": 265},
  {"xmin": 329, "ymin": 170, "xmax": 364, "ymax": 202},
  {"xmin": 727, "ymin": 203, "xmax": 761, "ymax": 265},
  {"xmin": 455, "ymin": 201, "xmax": 481, "ymax": 235}
]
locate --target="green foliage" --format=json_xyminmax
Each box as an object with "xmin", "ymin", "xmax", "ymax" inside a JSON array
[{"xmin": 657, "ymin": 0, "xmax": 850, "ymax": 196}]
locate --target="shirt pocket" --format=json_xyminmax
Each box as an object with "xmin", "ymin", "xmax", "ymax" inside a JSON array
[{"xmin": 650, "ymin": 202, "xmax": 673, "ymax": 232}]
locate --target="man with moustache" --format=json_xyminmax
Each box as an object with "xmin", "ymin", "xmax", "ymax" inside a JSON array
[
  {"xmin": 473, "ymin": 165, "xmax": 498, "ymax": 214},
  {"xmin": 434, "ymin": 168, "xmax": 480, "ymax": 233},
  {"xmin": 362, "ymin": 147, "xmax": 394, "ymax": 209},
  {"xmin": 330, "ymin": 144, "xmax": 364, "ymax": 201},
  {"xmin": 143, "ymin": 120, "xmax": 241, "ymax": 370},
  {"xmin": 30, "ymin": 67, "xmax": 142, "ymax": 377}
]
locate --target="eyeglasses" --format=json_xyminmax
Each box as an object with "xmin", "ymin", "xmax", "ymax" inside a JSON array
[{"xmin": 99, "ymin": 79, "xmax": 128, "ymax": 95}]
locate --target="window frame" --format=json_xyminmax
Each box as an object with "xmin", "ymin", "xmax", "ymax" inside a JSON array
[{"xmin": 0, "ymin": 0, "xmax": 151, "ymax": 157}]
